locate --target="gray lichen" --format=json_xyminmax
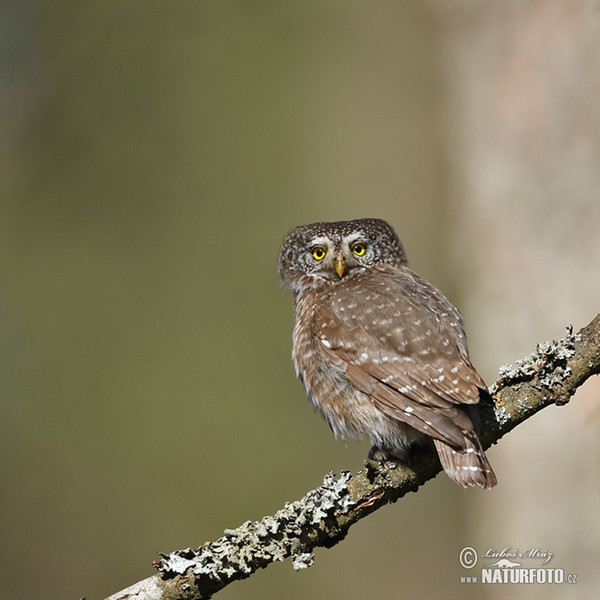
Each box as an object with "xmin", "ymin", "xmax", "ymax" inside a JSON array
[
  {"xmin": 495, "ymin": 404, "xmax": 511, "ymax": 426},
  {"xmin": 516, "ymin": 396, "xmax": 531, "ymax": 413},
  {"xmin": 158, "ymin": 470, "xmax": 354, "ymax": 582},
  {"xmin": 491, "ymin": 327, "xmax": 579, "ymax": 393},
  {"xmin": 103, "ymin": 316, "xmax": 600, "ymax": 600},
  {"xmin": 291, "ymin": 552, "xmax": 314, "ymax": 570}
]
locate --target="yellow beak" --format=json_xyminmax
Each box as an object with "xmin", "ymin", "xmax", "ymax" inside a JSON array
[{"xmin": 334, "ymin": 253, "xmax": 345, "ymax": 278}]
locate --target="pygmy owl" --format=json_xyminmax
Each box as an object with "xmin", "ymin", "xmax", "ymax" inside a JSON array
[{"xmin": 278, "ymin": 218, "xmax": 496, "ymax": 488}]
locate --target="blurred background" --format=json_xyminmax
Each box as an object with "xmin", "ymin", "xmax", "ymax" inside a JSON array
[{"xmin": 1, "ymin": 2, "xmax": 599, "ymax": 599}]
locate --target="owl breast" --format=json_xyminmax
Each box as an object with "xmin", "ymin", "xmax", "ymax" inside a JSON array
[{"xmin": 291, "ymin": 287, "xmax": 423, "ymax": 454}]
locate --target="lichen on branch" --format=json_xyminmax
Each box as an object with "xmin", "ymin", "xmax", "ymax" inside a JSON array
[{"xmin": 105, "ymin": 314, "xmax": 600, "ymax": 600}]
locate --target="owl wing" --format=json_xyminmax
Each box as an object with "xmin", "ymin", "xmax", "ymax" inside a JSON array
[{"xmin": 314, "ymin": 265, "xmax": 486, "ymax": 449}]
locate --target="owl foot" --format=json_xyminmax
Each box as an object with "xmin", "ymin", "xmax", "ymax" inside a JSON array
[
  {"xmin": 368, "ymin": 440, "xmax": 432, "ymax": 465},
  {"xmin": 368, "ymin": 445, "xmax": 396, "ymax": 462}
]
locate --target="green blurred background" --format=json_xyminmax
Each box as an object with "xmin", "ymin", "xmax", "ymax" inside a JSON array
[{"xmin": 1, "ymin": 3, "xmax": 598, "ymax": 599}]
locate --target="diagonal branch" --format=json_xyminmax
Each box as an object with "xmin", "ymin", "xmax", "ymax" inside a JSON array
[{"xmin": 105, "ymin": 314, "xmax": 600, "ymax": 600}]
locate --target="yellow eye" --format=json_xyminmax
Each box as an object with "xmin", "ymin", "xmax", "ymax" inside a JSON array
[
  {"xmin": 352, "ymin": 242, "xmax": 366, "ymax": 256},
  {"xmin": 312, "ymin": 247, "xmax": 326, "ymax": 260}
]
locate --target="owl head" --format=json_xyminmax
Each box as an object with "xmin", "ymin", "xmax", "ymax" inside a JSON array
[{"xmin": 278, "ymin": 218, "xmax": 407, "ymax": 294}]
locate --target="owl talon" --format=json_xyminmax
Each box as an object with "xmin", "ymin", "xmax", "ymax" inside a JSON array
[
  {"xmin": 368, "ymin": 445, "xmax": 393, "ymax": 462},
  {"xmin": 368, "ymin": 440, "xmax": 432, "ymax": 466}
]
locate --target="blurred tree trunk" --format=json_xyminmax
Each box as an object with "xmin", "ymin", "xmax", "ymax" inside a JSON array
[{"xmin": 431, "ymin": 1, "xmax": 600, "ymax": 597}]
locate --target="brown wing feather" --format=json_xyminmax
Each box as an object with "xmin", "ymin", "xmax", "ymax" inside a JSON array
[
  {"xmin": 315, "ymin": 264, "xmax": 488, "ymax": 450},
  {"xmin": 321, "ymin": 342, "xmax": 469, "ymax": 448}
]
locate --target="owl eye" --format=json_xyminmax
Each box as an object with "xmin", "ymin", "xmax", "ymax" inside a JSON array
[
  {"xmin": 352, "ymin": 242, "xmax": 366, "ymax": 256},
  {"xmin": 312, "ymin": 247, "xmax": 326, "ymax": 260}
]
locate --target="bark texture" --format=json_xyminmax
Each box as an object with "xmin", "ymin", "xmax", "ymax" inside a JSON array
[{"xmin": 105, "ymin": 315, "xmax": 600, "ymax": 600}]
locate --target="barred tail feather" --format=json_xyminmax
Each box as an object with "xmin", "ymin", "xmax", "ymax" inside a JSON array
[{"xmin": 434, "ymin": 433, "xmax": 497, "ymax": 489}]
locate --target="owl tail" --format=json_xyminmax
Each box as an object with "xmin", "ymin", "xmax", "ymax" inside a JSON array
[{"xmin": 434, "ymin": 432, "xmax": 497, "ymax": 489}]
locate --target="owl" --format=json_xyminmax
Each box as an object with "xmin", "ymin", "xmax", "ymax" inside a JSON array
[{"xmin": 278, "ymin": 218, "xmax": 496, "ymax": 488}]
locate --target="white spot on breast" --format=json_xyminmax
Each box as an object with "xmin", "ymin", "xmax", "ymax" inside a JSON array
[
  {"xmin": 321, "ymin": 338, "xmax": 331, "ymax": 348},
  {"xmin": 405, "ymin": 406, "xmax": 414, "ymax": 414}
]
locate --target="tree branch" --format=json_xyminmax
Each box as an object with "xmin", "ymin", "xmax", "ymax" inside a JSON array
[{"xmin": 105, "ymin": 314, "xmax": 600, "ymax": 600}]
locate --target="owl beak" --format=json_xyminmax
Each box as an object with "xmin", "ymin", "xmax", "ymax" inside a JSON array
[{"xmin": 334, "ymin": 253, "xmax": 346, "ymax": 278}]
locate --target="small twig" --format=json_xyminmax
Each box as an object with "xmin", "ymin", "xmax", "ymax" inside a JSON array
[{"xmin": 105, "ymin": 314, "xmax": 600, "ymax": 600}]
